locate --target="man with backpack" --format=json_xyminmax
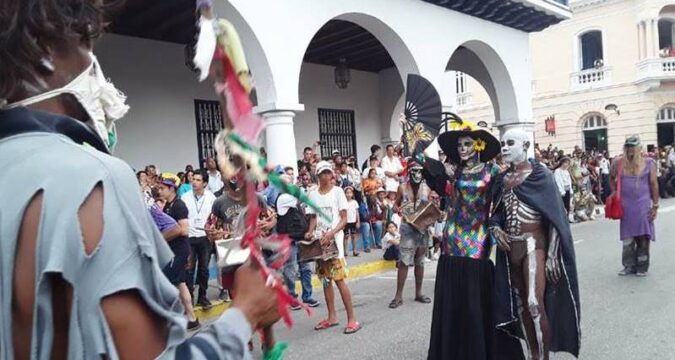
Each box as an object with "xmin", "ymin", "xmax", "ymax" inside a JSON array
[{"xmin": 277, "ymin": 175, "xmax": 321, "ymax": 309}]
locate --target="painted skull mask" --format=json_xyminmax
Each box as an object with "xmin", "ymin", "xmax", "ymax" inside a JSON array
[
  {"xmin": 500, "ymin": 129, "xmax": 530, "ymax": 165},
  {"xmin": 457, "ymin": 135, "xmax": 476, "ymax": 161}
]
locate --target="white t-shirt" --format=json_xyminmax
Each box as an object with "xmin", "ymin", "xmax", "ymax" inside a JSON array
[
  {"xmin": 599, "ymin": 158, "xmax": 610, "ymax": 175},
  {"xmin": 346, "ymin": 199, "xmax": 359, "ymax": 223},
  {"xmin": 181, "ymin": 190, "xmax": 217, "ymax": 237},
  {"xmin": 382, "ymin": 231, "xmax": 400, "ymax": 250},
  {"xmin": 306, "ymin": 186, "xmax": 349, "ymax": 258},
  {"xmin": 207, "ymin": 170, "xmax": 224, "ymax": 194},
  {"xmin": 381, "ymin": 155, "xmax": 403, "ymax": 192},
  {"xmin": 554, "ymin": 168, "xmax": 573, "ymax": 195}
]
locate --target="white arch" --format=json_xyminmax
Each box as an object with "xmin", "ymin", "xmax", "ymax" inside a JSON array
[
  {"xmin": 446, "ymin": 40, "xmax": 519, "ymax": 127},
  {"xmin": 213, "ymin": 1, "xmax": 276, "ymax": 106},
  {"xmin": 297, "ymin": 12, "xmax": 421, "ymax": 98}
]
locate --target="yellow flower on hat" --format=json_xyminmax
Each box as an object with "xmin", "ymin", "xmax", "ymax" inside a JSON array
[{"xmin": 474, "ymin": 139, "xmax": 487, "ymax": 153}]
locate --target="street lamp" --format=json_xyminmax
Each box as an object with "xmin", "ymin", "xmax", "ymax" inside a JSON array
[{"xmin": 334, "ymin": 58, "xmax": 350, "ymax": 89}]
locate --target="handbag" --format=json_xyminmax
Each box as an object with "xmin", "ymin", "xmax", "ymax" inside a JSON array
[
  {"xmin": 215, "ymin": 236, "xmax": 250, "ymax": 268},
  {"xmin": 298, "ymin": 229, "xmax": 339, "ymax": 263},
  {"xmin": 605, "ymin": 159, "xmax": 623, "ymax": 220}
]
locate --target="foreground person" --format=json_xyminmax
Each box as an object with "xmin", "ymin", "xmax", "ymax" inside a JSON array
[
  {"xmin": 423, "ymin": 120, "xmax": 503, "ymax": 360},
  {"xmin": 389, "ymin": 161, "xmax": 434, "ymax": 309},
  {"xmin": 0, "ymin": 1, "xmax": 279, "ymax": 358},
  {"xmin": 491, "ymin": 129, "xmax": 581, "ymax": 360},
  {"xmin": 611, "ymin": 136, "xmax": 659, "ymax": 277}
]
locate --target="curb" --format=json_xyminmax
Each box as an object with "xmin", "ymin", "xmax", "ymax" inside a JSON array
[{"xmin": 194, "ymin": 259, "xmax": 397, "ymax": 321}]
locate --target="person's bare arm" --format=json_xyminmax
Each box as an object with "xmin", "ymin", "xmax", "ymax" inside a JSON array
[
  {"xmin": 609, "ymin": 159, "xmax": 618, "ymax": 193},
  {"xmin": 650, "ymin": 161, "xmax": 660, "ymax": 221},
  {"xmin": 177, "ymin": 219, "xmax": 189, "ymax": 237},
  {"xmin": 395, "ymin": 184, "xmax": 404, "ymax": 208},
  {"xmin": 322, "ymin": 210, "xmax": 348, "ymax": 245},
  {"xmin": 162, "ymin": 226, "xmax": 182, "ymax": 241},
  {"xmin": 305, "ymin": 214, "xmax": 317, "ymax": 240}
]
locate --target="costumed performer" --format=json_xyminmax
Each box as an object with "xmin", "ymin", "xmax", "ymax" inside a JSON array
[
  {"xmin": 490, "ymin": 128, "xmax": 581, "ymax": 360},
  {"xmin": 424, "ymin": 119, "xmax": 504, "ymax": 360}
]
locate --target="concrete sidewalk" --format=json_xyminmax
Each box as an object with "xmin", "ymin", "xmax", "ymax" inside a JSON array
[{"xmin": 194, "ymin": 248, "xmax": 397, "ymax": 320}]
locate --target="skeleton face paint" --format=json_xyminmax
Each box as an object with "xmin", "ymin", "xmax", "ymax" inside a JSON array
[
  {"xmin": 501, "ymin": 129, "xmax": 530, "ymax": 165},
  {"xmin": 410, "ymin": 168, "xmax": 423, "ymax": 184},
  {"xmin": 457, "ymin": 136, "xmax": 476, "ymax": 161}
]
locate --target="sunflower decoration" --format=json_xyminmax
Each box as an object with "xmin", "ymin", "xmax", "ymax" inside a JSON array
[
  {"xmin": 473, "ymin": 139, "xmax": 487, "ymax": 153},
  {"xmin": 405, "ymin": 122, "xmax": 434, "ymax": 154}
]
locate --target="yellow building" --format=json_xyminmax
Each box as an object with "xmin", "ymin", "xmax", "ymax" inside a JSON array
[{"xmin": 456, "ymin": 0, "xmax": 675, "ymax": 156}]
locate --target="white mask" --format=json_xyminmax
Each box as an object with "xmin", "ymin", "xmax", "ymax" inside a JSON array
[
  {"xmin": 4, "ymin": 52, "xmax": 129, "ymax": 151},
  {"xmin": 500, "ymin": 129, "xmax": 530, "ymax": 165}
]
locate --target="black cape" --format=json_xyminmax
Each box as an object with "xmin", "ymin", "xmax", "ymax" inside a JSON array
[{"xmin": 491, "ymin": 161, "xmax": 581, "ymax": 358}]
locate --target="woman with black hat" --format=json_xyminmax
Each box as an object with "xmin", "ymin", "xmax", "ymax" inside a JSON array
[{"xmin": 423, "ymin": 120, "xmax": 507, "ymax": 360}]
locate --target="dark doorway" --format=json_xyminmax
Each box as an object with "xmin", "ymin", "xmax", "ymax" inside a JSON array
[
  {"xmin": 658, "ymin": 122, "xmax": 675, "ymax": 147},
  {"xmin": 583, "ymin": 128, "xmax": 607, "ymax": 153}
]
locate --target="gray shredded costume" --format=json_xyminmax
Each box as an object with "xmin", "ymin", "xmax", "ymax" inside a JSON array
[{"xmin": 0, "ymin": 107, "xmax": 251, "ymax": 359}]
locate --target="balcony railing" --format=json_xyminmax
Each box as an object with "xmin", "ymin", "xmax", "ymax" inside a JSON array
[
  {"xmin": 636, "ymin": 57, "xmax": 675, "ymax": 85},
  {"xmin": 570, "ymin": 67, "xmax": 611, "ymax": 90}
]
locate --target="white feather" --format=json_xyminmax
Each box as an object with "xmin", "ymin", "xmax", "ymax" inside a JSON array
[{"xmin": 194, "ymin": 16, "xmax": 217, "ymax": 81}]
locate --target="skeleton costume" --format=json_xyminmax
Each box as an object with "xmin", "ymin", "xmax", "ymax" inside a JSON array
[
  {"xmin": 424, "ymin": 120, "xmax": 510, "ymax": 360},
  {"xmin": 490, "ymin": 130, "xmax": 581, "ymax": 359}
]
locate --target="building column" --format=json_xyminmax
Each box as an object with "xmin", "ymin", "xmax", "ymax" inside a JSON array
[
  {"xmin": 260, "ymin": 110, "xmax": 300, "ymax": 170},
  {"xmin": 638, "ymin": 21, "xmax": 645, "ymax": 60},
  {"xmin": 648, "ymin": 19, "xmax": 657, "ymax": 58}
]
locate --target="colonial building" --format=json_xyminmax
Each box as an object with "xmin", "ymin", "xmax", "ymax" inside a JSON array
[
  {"xmin": 457, "ymin": 0, "xmax": 675, "ymax": 156},
  {"xmin": 100, "ymin": 0, "xmax": 570, "ymax": 172}
]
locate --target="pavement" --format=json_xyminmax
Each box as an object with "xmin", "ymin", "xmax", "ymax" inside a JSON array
[
  {"xmin": 232, "ymin": 199, "xmax": 675, "ymax": 360},
  {"xmin": 192, "ymin": 199, "xmax": 675, "ymax": 359}
]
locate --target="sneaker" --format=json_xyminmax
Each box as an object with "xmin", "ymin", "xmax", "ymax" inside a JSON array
[
  {"xmin": 290, "ymin": 303, "xmax": 302, "ymax": 311},
  {"xmin": 303, "ymin": 299, "xmax": 321, "ymax": 308},
  {"xmin": 197, "ymin": 297, "xmax": 212, "ymax": 309},
  {"xmin": 187, "ymin": 320, "xmax": 201, "ymax": 331},
  {"xmin": 423, "ymin": 257, "xmax": 431, "ymax": 263},
  {"xmin": 219, "ymin": 289, "xmax": 232, "ymax": 302},
  {"xmin": 618, "ymin": 268, "xmax": 636, "ymax": 276},
  {"xmin": 635, "ymin": 271, "xmax": 648, "ymax": 277}
]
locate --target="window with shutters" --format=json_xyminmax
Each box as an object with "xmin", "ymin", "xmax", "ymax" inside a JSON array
[
  {"xmin": 317, "ymin": 108, "xmax": 356, "ymax": 160},
  {"xmin": 193, "ymin": 99, "xmax": 224, "ymax": 169}
]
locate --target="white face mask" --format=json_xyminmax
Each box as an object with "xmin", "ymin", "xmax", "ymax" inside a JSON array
[
  {"xmin": 500, "ymin": 129, "xmax": 530, "ymax": 165},
  {"xmin": 5, "ymin": 52, "xmax": 129, "ymax": 151}
]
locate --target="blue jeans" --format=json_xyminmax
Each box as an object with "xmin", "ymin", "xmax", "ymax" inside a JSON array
[
  {"xmin": 282, "ymin": 243, "xmax": 314, "ymax": 302},
  {"xmin": 372, "ymin": 221, "xmax": 383, "ymax": 248},
  {"xmin": 360, "ymin": 221, "xmax": 374, "ymax": 249}
]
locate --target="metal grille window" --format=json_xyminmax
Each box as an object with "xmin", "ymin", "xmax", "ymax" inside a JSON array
[
  {"xmin": 582, "ymin": 114, "xmax": 607, "ymax": 130},
  {"xmin": 194, "ymin": 99, "xmax": 224, "ymax": 168},
  {"xmin": 318, "ymin": 108, "xmax": 356, "ymax": 160}
]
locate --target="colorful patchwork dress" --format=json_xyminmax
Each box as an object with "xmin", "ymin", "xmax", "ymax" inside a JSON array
[{"xmin": 427, "ymin": 162, "xmax": 519, "ymax": 360}]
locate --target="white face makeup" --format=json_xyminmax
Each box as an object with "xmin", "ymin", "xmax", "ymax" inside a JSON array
[
  {"xmin": 501, "ymin": 129, "xmax": 530, "ymax": 165},
  {"xmin": 457, "ymin": 136, "xmax": 476, "ymax": 161}
]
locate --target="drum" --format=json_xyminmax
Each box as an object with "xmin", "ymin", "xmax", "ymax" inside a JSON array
[
  {"xmin": 402, "ymin": 202, "xmax": 443, "ymax": 233},
  {"xmin": 298, "ymin": 229, "xmax": 339, "ymax": 263}
]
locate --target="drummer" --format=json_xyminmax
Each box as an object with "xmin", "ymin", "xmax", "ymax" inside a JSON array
[{"xmin": 388, "ymin": 160, "xmax": 438, "ymax": 309}]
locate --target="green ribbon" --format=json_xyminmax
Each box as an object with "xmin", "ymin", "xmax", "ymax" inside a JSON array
[
  {"xmin": 226, "ymin": 132, "xmax": 332, "ymax": 223},
  {"xmin": 263, "ymin": 341, "xmax": 288, "ymax": 360}
]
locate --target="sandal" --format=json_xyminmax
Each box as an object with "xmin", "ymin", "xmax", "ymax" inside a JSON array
[
  {"xmin": 344, "ymin": 321, "xmax": 362, "ymax": 334},
  {"xmin": 314, "ymin": 319, "xmax": 339, "ymax": 331},
  {"xmin": 389, "ymin": 298, "xmax": 403, "ymax": 309},
  {"xmin": 353, "ymin": 252, "xmax": 360, "ymax": 257},
  {"xmin": 415, "ymin": 295, "xmax": 432, "ymax": 304}
]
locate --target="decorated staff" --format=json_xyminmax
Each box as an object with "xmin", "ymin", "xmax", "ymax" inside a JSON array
[{"xmin": 192, "ymin": 1, "xmax": 329, "ymax": 358}]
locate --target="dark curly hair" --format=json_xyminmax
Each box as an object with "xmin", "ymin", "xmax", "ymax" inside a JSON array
[{"xmin": 0, "ymin": 0, "xmax": 116, "ymax": 100}]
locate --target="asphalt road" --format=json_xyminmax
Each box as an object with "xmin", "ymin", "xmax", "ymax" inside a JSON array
[{"xmin": 253, "ymin": 199, "xmax": 675, "ymax": 360}]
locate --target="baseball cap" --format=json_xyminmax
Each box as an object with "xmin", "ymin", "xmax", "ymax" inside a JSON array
[
  {"xmin": 160, "ymin": 173, "xmax": 181, "ymax": 188},
  {"xmin": 376, "ymin": 187, "xmax": 386, "ymax": 194},
  {"xmin": 316, "ymin": 161, "xmax": 334, "ymax": 176},
  {"xmin": 332, "ymin": 149, "xmax": 341, "ymax": 155},
  {"xmin": 624, "ymin": 135, "xmax": 641, "ymax": 147}
]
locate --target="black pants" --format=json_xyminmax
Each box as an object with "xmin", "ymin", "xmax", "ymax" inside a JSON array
[
  {"xmin": 187, "ymin": 236, "xmax": 211, "ymax": 300},
  {"xmin": 562, "ymin": 191, "xmax": 571, "ymax": 214}
]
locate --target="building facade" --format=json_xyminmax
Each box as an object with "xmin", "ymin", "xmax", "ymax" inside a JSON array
[
  {"xmin": 97, "ymin": 0, "xmax": 570, "ymax": 172},
  {"xmin": 458, "ymin": 0, "xmax": 675, "ymax": 157}
]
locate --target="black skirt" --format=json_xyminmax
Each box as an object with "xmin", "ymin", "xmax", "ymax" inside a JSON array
[{"xmin": 428, "ymin": 255, "xmax": 496, "ymax": 360}]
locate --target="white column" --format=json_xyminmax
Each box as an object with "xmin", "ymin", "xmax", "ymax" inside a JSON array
[
  {"xmin": 261, "ymin": 110, "xmax": 299, "ymax": 171},
  {"xmin": 655, "ymin": 18, "xmax": 661, "ymax": 55},
  {"xmin": 648, "ymin": 19, "xmax": 657, "ymax": 58},
  {"xmin": 638, "ymin": 21, "xmax": 645, "ymax": 60}
]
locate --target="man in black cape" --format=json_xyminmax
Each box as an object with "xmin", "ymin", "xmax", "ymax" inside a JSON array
[{"xmin": 490, "ymin": 129, "xmax": 581, "ymax": 359}]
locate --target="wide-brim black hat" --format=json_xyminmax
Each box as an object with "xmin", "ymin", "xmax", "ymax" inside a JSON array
[{"xmin": 438, "ymin": 121, "xmax": 500, "ymax": 164}]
